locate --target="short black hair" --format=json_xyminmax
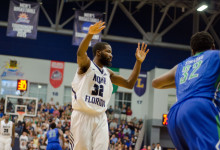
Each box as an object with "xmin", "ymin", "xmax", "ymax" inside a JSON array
[
  {"xmin": 92, "ymin": 42, "xmax": 110, "ymax": 57},
  {"xmin": 50, "ymin": 122, "xmax": 56, "ymax": 129},
  {"xmin": 190, "ymin": 31, "xmax": 214, "ymax": 54}
]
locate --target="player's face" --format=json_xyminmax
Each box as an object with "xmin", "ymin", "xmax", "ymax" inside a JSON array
[
  {"xmin": 5, "ymin": 114, "xmax": 9, "ymax": 120},
  {"xmin": 100, "ymin": 45, "xmax": 113, "ymax": 67}
]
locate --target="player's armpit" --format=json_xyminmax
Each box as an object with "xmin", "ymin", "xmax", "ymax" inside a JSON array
[{"xmin": 77, "ymin": 55, "xmax": 91, "ymax": 74}]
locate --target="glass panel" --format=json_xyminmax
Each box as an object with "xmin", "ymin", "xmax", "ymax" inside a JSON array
[
  {"xmin": 124, "ymin": 102, "xmax": 131, "ymax": 107},
  {"xmin": 1, "ymin": 80, "xmax": 20, "ymax": 96},
  {"xmin": 29, "ymin": 83, "xmax": 47, "ymax": 103},
  {"xmin": 64, "ymin": 87, "xmax": 72, "ymax": 104},
  {"xmin": 124, "ymin": 93, "xmax": 131, "ymax": 101}
]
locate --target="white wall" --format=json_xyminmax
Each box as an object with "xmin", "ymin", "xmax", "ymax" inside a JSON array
[
  {"xmin": 147, "ymin": 68, "xmax": 176, "ymax": 120},
  {"xmin": 0, "ymin": 55, "xmax": 78, "ymax": 105}
]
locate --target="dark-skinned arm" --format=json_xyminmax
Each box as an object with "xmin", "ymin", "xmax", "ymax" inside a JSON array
[
  {"xmin": 108, "ymin": 42, "xmax": 149, "ymax": 89},
  {"xmin": 152, "ymin": 65, "xmax": 178, "ymax": 89},
  {"xmin": 11, "ymin": 123, "xmax": 15, "ymax": 148},
  {"xmin": 77, "ymin": 21, "xmax": 106, "ymax": 74},
  {"xmin": 42, "ymin": 134, "xmax": 47, "ymax": 145},
  {"xmin": 58, "ymin": 129, "xmax": 64, "ymax": 149}
]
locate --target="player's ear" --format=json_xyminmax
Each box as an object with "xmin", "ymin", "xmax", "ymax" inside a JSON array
[
  {"xmin": 211, "ymin": 44, "xmax": 215, "ymax": 50},
  {"xmin": 191, "ymin": 49, "xmax": 195, "ymax": 56},
  {"xmin": 96, "ymin": 50, "xmax": 101, "ymax": 56}
]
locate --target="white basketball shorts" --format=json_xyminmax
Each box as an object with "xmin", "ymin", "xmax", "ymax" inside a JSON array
[
  {"xmin": 0, "ymin": 136, "xmax": 12, "ymax": 150},
  {"xmin": 69, "ymin": 110, "xmax": 109, "ymax": 150}
]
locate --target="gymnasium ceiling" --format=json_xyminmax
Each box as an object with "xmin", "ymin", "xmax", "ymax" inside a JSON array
[{"xmin": 0, "ymin": 0, "xmax": 220, "ymax": 50}]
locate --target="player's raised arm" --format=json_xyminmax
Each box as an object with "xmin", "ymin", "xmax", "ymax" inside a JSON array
[
  {"xmin": 77, "ymin": 21, "xmax": 106, "ymax": 74},
  {"xmin": 152, "ymin": 65, "xmax": 177, "ymax": 89},
  {"xmin": 108, "ymin": 42, "xmax": 149, "ymax": 89}
]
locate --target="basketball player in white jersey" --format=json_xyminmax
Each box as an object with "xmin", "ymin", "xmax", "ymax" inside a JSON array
[
  {"xmin": 69, "ymin": 21, "xmax": 149, "ymax": 150},
  {"xmin": 0, "ymin": 114, "xmax": 15, "ymax": 150}
]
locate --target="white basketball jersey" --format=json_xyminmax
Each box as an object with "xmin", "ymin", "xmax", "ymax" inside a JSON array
[
  {"xmin": 0, "ymin": 120, "xmax": 13, "ymax": 137},
  {"xmin": 72, "ymin": 61, "xmax": 113, "ymax": 114}
]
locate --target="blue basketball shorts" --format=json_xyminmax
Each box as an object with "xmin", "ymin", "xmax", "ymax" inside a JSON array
[
  {"xmin": 47, "ymin": 143, "xmax": 62, "ymax": 150},
  {"xmin": 167, "ymin": 98, "xmax": 220, "ymax": 150}
]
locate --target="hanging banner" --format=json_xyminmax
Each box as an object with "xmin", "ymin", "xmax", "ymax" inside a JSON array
[
  {"xmin": 72, "ymin": 10, "xmax": 103, "ymax": 46},
  {"xmin": 50, "ymin": 61, "xmax": 64, "ymax": 88},
  {"xmin": 7, "ymin": 0, "xmax": 40, "ymax": 39},
  {"xmin": 134, "ymin": 72, "xmax": 147, "ymax": 97}
]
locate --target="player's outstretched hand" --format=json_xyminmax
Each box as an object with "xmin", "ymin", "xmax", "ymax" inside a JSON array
[
  {"xmin": 88, "ymin": 21, "xmax": 106, "ymax": 35},
  {"xmin": 135, "ymin": 42, "xmax": 149, "ymax": 63}
]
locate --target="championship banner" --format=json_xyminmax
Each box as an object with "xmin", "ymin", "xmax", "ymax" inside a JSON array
[
  {"xmin": 134, "ymin": 72, "xmax": 147, "ymax": 97},
  {"xmin": 50, "ymin": 61, "xmax": 64, "ymax": 88},
  {"xmin": 73, "ymin": 10, "xmax": 103, "ymax": 46},
  {"xmin": 7, "ymin": 0, "xmax": 40, "ymax": 39}
]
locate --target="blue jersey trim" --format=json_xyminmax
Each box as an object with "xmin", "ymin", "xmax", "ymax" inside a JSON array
[
  {"xmin": 72, "ymin": 88, "xmax": 77, "ymax": 99},
  {"xmin": 92, "ymin": 61, "xmax": 103, "ymax": 74}
]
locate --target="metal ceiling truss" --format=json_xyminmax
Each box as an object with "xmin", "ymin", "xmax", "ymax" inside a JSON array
[{"xmin": 0, "ymin": 0, "xmax": 220, "ymax": 50}]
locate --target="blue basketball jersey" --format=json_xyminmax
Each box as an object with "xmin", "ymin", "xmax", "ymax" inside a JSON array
[
  {"xmin": 175, "ymin": 50, "xmax": 220, "ymax": 104},
  {"xmin": 47, "ymin": 128, "xmax": 60, "ymax": 144},
  {"xmin": 168, "ymin": 50, "xmax": 220, "ymax": 150}
]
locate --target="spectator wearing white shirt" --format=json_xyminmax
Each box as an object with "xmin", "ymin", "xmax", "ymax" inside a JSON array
[
  {"xmin": 123, "ymin": 125, "xmax": 131, "ymax": 135},
  {"xmin": 109, "ymin": 119, "xmax": 117, "ymax": 129},
  {"xmin": 20, "ymin": 131, "xmax": 28, "ymax": 150},
  {"xmin": 154, "ymin": 143, "xmax": 162, "ymax": 150}
]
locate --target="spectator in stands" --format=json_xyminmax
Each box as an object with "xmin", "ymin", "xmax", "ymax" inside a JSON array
[
  {"xmin": 19, "ymin": 131, "xmax": 28, "ymax": 150},
  {"xmin": 49, "ymin": 105, "xmax": 54, "ymax": 114},
  {"xmin": 123, "ymin": 125, "xmax": 131, "ymax": 135},
  {"xmin": 107, "ymin": 105, "xmax": 114, "ymax": 119},
  {"xmin": 49, "ymin": 98, "xmax": 55, "ymax": 106},
  {"xmin": 33, "ymin": 135, "xmax": 39, "ymax": 149},
  {"xmin": 147, "ymin": 145, "xmax": 152, "ymax": 150},
  {"xmin": 130, "ymin": 137, "xmax": 136, "ymax": 148},
  {"xmin": 37, "ymin": 99, "xmax": 43, "ymax": 111},
  {"xmin": 0, "ymin": 110, "xmax": 4, "ymax": 118},
  {"xmin": 110, "ymin": 134, "xmax": 118, "ymax": 144},
  {"xmin": 141, "ymin": 145, "xmax": 147, "ymax": 150},
  {"xmin": 126, "ymin": 106, "xmax": 132, "ymax": 122},
  {"xmin": 154, "ymin": 143, "xmax": 162, "ymax": 150},
  {"xmin": 109, "ymin": 118, "xmax": 118, "ymax": 129},
  {"xmin": 59, "ymin": 106, "xmax": 64, "ymax": 117},
  {"xmin": 12, "ymin": 99, "xmax": 143, "ymax": 150},
  {"xmin": 121, "ymin": 104, "xmax": 127, "ymax": 121},
  {"xmin": 152, "ymin": 143, "xmax": 156, "ymax": 150},
  {"xmin": 114, "ymin": 105, "xmax": 121, "ymax": 120},
  {"xmin": 28, "ymin": 131, "xmax": 34, "ymax": 142},
  {"xmin": 53, "ymin": 107, "xmax": 60, "ymax": 117},
  {"xmin": 55, "ymin": 102, "xmax": 60, "ymax": 109}
]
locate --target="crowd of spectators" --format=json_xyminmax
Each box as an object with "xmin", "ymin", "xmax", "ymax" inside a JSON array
[
  {"xmin": 106, "ymin": 104, "xmax": 144, "ymax": 150},
  {"xmin": 0, "ymin": 97, "xmax": 144, "ymax": 150}
]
